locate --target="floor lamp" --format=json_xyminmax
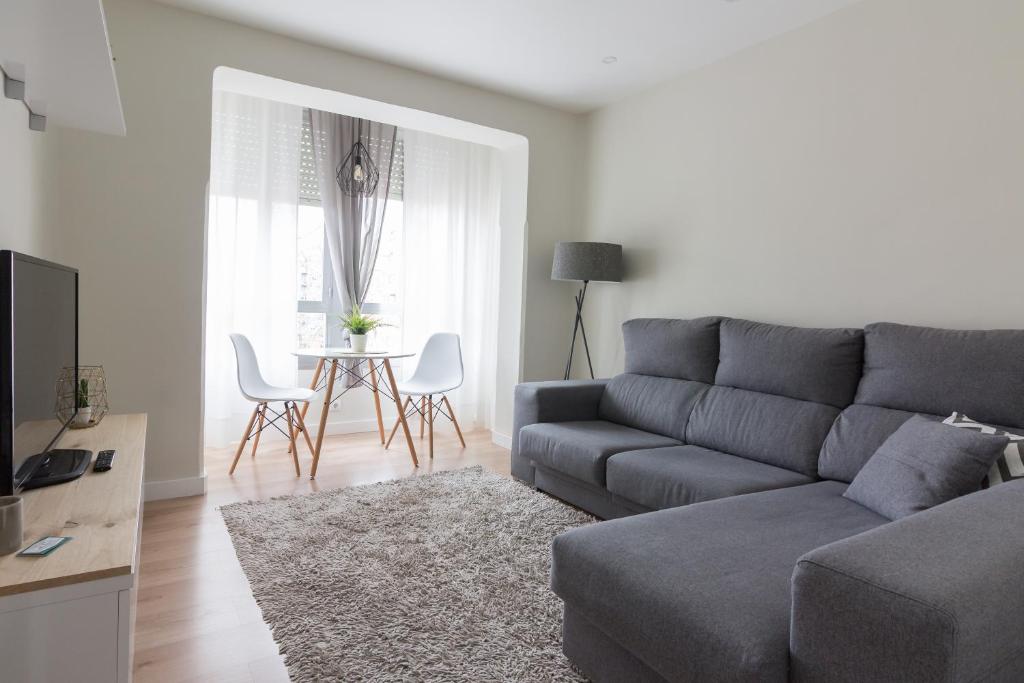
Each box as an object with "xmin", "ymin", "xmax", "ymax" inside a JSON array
[{"xmin": 551, "ymin": 242, "xmax": 623, "ymax": 380}]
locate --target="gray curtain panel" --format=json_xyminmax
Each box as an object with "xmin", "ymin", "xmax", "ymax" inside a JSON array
[{"xmin": 309, "ymin": 110, "xmax": 398, "ymax": 321}]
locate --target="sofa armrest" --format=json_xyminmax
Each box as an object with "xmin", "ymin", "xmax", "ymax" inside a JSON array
[
  {"xmin": 511, "ymin": 379, "xmax": 609, "ymax": 484},
  {"xmin": 791, "ymin": 479, "xmax": 1024, "ymax": 683}
]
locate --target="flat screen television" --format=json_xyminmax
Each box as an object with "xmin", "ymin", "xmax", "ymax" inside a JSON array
[{"xmin": 0, "ymin": 251, "xmax": 86, "ymax": 495}]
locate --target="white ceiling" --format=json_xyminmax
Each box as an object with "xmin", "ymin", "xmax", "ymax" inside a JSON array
[{"xmin": 155, "ymin": 0, "xmax": 863, "ymax": 113}]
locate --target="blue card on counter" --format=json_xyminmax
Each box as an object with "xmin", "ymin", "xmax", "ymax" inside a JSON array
[{"xmin": 17, "ymin": 536, "xmax": 73, "ymax": 557}]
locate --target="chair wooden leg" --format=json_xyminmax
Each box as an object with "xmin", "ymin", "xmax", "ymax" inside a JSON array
[
  {"xmin": 427, "ymin": 394, "xmax": 434, "ymax": 459},
  {"xmin": 442, "ymin": 395, "xmax": 466, "ymax": 448},
  {"xmin": 292, "ymin": 403, "xmax": 315, "ymax": 457},
  {"xmin": 284, "ymin": 401, "xmax": 301, "ymax": 477},
  {"xmin": 386, "ymin": 396, "xmax": 411, "ymax": 449},
  {"xmin": 250, "ymin": 403, "xmax": 267, "ymax": 457},
  {"xmin": 229, "ymin": 405, "xmax": 260, "ymax": 475},
  {"xmin": 419, "ymin": 397, "xmax": 425, "ymax": 438}
]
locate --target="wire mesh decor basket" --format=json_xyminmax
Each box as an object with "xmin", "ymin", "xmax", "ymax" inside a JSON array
[{"xmin": 55, "ymin": 365, "xmax": 109, "ymax": 429}]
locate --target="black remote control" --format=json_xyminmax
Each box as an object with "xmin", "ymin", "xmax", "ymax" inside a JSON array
[{"xmin": 93, "ymin": 450, "xmax": 115, "ymax": 472}]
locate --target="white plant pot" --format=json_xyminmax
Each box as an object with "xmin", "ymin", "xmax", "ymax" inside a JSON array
[
  {"xmin": 76, "ymin": 407, "xmax": 93, "ymax": 426},
  {"xmin": 349, "ymin": 334, "xmax": 368, "ymax": 353}
]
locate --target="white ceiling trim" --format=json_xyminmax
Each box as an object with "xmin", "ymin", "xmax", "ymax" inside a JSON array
[
  {"xmin": 157, "ymin": 0, "xmax": 865, "ymax": 113},
  {"xmin": 213, "ymin": 67, "xmax": 527, "ymax": 150}
]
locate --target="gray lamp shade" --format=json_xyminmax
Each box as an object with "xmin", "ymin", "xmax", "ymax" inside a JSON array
[{"xmin": 551, "ymin": 242, "xmax": 623, "ymax": 283}]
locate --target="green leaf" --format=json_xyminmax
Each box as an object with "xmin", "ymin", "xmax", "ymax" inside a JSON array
[{"xmin": 337, "ymin": 304, "xmax": 387, "ymax": 336}]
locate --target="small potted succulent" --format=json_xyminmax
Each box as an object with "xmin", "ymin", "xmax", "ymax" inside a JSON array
[
  {"xmin": 76, "ymin": 378, "xmax": 92, "ymax": 426},
  {"xmin": 338, "ymin": 305, "xmax": 384, "ymax": 353}
]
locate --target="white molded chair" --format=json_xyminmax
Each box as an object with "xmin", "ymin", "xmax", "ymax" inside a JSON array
[
  {"xmin": 386, "ymin": 333, "xmax": 466, "ymax": 459},
  {"xmin": 228, "ymin": 333, "xmax": 316, "ymax": 476}
]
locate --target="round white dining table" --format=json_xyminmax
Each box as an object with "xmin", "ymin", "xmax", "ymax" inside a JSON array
[{"xmin": 292, "ymin": 348, "xmax": 417, "ymax": 475}]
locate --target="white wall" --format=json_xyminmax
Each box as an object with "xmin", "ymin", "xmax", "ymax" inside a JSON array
[
  {"xmin": 581, "ymin": 0, "xmax": 1024, "ymax": 374},
  {"xmin": 0, "ymin": 96, "xmax": 57, "ymax": 257},
  {"xmin": 51, "ymin": 0, "xmax": 584, "ymax": 489}
]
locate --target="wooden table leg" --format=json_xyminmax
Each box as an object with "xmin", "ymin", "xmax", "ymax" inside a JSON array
[
  {"xmin": 386, "ymin": 396, "xmax": 411, "ymax": 449},
  {"xmin": 299, "ymin": 356, "xmax": 325, "ymax": 422},
  {"xmin": 310, "ymin": 360, "xmax": 338, "ymax": 478},
  {"xmin": 368, "ymin": 361, "xmax": 386, "ymax": 445},
  {"xmin": 383, "ymin": 358, "xmax": 418, "ymax": 467}
]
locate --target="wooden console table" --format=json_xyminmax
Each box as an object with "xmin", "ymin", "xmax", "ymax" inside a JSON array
[{"xmin": 0, "ymin": 414, "xmax": 146, "ymax": 682}]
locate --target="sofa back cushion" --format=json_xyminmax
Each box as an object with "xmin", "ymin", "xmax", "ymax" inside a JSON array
[
  {"xmin": 599, "ymin": 374, "xmax": 709, "ymax": 441},
  {"xmin": 820, "ymin": 323, "xmax": 1024, "ymax": 482},
  {"xmin": 685, "ymin": 386, "xmax": 839, "ymax": 476},
  {"xmin": 622, "ymin": 317, "xmax": 722, "ymax": 383},
  {"xmin": 818, "ymin": 405, "xmax": 939, "ymax": 482},
  {"xmin": 820, "ymin": 406, "xmax": 1024, "ymax": 483},
  {"xmin": 856, "ymin": 323, "xmax": 1024, "ymax": 428},
  {"xmin": 716, "ymin": 319, "xmax": 864, "ymax": 408}
]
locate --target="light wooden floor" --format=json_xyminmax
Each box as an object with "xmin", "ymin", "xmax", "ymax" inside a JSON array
[{"xmin": 134, "ymin": 423, "xmax": 510, "ymax": 683}]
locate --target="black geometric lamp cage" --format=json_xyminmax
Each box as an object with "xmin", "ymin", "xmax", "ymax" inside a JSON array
[{"xmin": 336, "ymin": 140, "xmax": 380, "ymax": 197}]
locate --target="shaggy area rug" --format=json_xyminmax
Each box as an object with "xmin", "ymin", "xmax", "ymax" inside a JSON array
[{"xmin": 220, "ymin": 467, "xmax": 595, "ymax": 681}]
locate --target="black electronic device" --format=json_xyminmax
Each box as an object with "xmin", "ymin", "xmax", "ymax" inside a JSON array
[
  {"xmin": 0, "ymin": 251, "xmax": 82, "ymax": 494},
  {"xmin": 93, "ymin": 449, "xmax": 115, "ymax": 472}
]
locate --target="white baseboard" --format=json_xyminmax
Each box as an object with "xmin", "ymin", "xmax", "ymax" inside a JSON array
[
  {"xmin": 322, "ymin": 418, "xmax": 393, "ymax": 437},
  {"xmin": 228, "ymin": 417, "xmax": 395, "ymax": 445},
  {"xmin": 144, "ymin": 472, "xmax": 207, "ymax": 502},
  {"xmin": 491, "ymin": 430, "xmax": 512, "ymax": 450}
]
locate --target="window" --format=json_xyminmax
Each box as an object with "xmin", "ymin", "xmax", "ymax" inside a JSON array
[
  {"xmin": 295, "ymin": 204, "xmax": 328, "ymax": 351},
  {"xmin": 295, "ymin": 110, "xmax": 405, "ymax": 359}
]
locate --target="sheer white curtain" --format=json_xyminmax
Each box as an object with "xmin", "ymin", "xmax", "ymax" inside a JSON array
[
  {"xmin": 204, "ymin": 91, "xmax": 303, "ymax": 447},
  {"xmin": 400, "ymin": 130, "xmax": 501, "ymax": 430}
]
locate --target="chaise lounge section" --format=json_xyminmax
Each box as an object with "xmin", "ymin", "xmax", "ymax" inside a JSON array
[{"xmin": 512, "ymin": 317, "xmax": 1024, "ymax": 682}]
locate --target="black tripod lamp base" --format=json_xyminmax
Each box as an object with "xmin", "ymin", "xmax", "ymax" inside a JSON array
[{"xmin": 563, "ymin": 281, "xmax": 594, "ymax": 380}]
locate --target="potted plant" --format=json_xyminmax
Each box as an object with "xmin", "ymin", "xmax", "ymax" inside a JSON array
[
  {"xmin": 338, "ymin": 305, "xmax": 384, "ymax": 353},
  {"xmin": 76, "ymin": 378, "xmax": 92, "ymax": 426}
]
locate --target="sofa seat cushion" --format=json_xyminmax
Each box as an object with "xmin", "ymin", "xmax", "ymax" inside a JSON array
[
  {"xmin": 518, "ymin": 421, "xmax": 680, "ymax": 487},
  {"xmin": 551, "ymin": 481, "xmax": 888, "ymax": 683},
  {"xmin": 606, "ymin": 445, "xmax": 815, "ymax": 510}
]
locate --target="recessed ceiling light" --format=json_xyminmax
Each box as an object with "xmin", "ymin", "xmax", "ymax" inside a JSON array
[{"xmin": 602, "ymin": 56, "xmax": 617, "ymax": 64}]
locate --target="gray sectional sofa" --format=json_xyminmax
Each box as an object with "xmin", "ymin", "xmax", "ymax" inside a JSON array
[{"xmin": 511, "ymin": 317, "xmax": 1024, "ymax": 683}]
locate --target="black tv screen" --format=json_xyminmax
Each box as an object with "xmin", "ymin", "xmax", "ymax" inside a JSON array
[{"xmin": 0, "ymin": 252, "xmax": 78, "ymax": 494}]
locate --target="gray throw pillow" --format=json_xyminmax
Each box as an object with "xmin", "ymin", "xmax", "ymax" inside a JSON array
[{"xmin": 844, "ymin": 415, "xmax": 1009, "ymax": 520}]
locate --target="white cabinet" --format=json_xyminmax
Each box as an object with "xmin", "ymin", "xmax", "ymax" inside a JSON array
[
  {"xmin": 0, "ymin": 415, "xmax": 146, "ymax": 682},
  {"xmin": 0, "ymin": 580, "xmax": 126, "ymax": 681}
]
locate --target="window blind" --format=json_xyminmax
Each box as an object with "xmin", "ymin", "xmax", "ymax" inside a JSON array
[{"xmin": 210, "ymin": 106, "xmax": 303, "ymax": 198}]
